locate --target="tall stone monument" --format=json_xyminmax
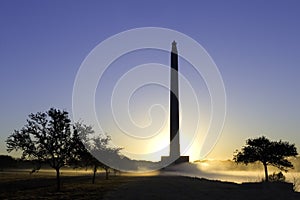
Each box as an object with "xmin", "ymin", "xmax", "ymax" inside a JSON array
[{"xmin": 162, "ymin": 41, "xmax": 189, "ymax": 165}]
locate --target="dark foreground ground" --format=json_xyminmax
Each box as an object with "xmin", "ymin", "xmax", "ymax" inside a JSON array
[
  {"xmin": 104, "ymin": 176, "xmax": 300, "ymax": 200},
  {"xmin": 0, "ymin": 171, "xmax": 299, "ymax": 200}
]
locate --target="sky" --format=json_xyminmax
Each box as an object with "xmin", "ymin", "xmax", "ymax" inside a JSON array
[{"xmin": 0, "ymin": 0, "xmax": 300, "ymax": 161}]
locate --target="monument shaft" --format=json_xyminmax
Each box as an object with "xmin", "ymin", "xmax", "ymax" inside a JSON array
[
  {"xmin": 161, "ymin": 41, "xmax": 189, "ymax": 165},
  {"xmin": 170, "ymin": 41, "xmax": 180, "ymax": 158}
]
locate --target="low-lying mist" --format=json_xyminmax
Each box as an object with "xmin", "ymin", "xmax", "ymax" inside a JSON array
[{"xmin": 159, "ymin": 161, "xmax": 300, "ymax": 191}]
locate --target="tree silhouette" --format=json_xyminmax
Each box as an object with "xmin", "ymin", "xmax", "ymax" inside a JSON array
[
  {"xmin": 90, "ymin": 136, "xmax": 121, "ymax": 180},
  {"xmin": 234, "ymin": 136, "xmax": 298, "ymax": 182},
  {"xmin": 6, "ymin": 108, "xmax": 80, "ymax": 191},
  {"xmin": 72, "ymin": 122, "xmax": 121, "ymax": 183}
]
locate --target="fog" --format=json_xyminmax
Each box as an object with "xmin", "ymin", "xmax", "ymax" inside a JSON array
[{"xmin": 160, "ymin": 162, "xmax": 300, "ymax": 191}]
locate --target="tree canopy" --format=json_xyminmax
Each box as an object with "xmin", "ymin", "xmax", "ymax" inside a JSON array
[
  {"xmin": 72, "ymin": 122, "xmax": 122, "ymax": 182},
  {"xmin": 233, "ymin": 136, "xmax": 298, "ymax": 182},
  {"xmin": 6, "ymin": 108, "xmax": 81, "ymax": 190}
]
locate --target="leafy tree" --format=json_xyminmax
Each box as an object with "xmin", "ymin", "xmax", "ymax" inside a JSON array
[
  {"xmin": 72, "ymin": 122, "xmax": 121, "ymax": 183},
  {"xmin": 68, "ymin": 123, "xmax": 94, "ymax": 170},
  {"xmin": 6, "ymin": 108, "xmax": 80, "ymax": 191},
  {"xmin": 70, "ymin": 122, "xmax": 100, "ymax": 183},
  {"xmin": 234, "ymin": 136, "xmax": 298, "ymax": 182},
  {"xmin": 90, "ymin": 136, "xmax": 121, "ymax": 180}
]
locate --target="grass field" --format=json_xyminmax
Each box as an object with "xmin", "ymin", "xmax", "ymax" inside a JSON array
[
  {"xmin": 0, "ymin": 169, "xmax": 135, "ymax": 199},
  {"xmin": 1, "ymin": 169, "xmax": 299, "ymax": 200}
]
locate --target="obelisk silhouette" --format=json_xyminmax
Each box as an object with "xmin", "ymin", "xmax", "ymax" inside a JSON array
[
  {"xmin": 167, "ymin": 41, "xmax": 189, "ymax": 164},
  {"xmin": 170, "ymin": 41, "xmax": 180, "ymax": 159}
]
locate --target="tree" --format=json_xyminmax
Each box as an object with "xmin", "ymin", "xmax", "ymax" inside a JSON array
[
  {"xmin": 234, "ymin": 136, "xmax": 298, "ymax": 182},
  {"xmin": 72, "ymin": 122, "xmax": 121, "ymax": 183},
  {"xmin": 90, "ymin": 136, "xmax": 121, "ymax": 180},
  {"xmin": 70, "ymin": 122, "xmax": 100, "ymax": 184},
  {"xmin": 6, "ymin": 108, "xmax": 80, "ymax": 191}
]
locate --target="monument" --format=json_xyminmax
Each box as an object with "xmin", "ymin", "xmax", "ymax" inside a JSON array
[{"xmin": 161, "ymin": 41, "xmax": 189, "ymax": 165}]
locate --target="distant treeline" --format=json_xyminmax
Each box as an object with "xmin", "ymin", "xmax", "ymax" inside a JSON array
[
  {"xmin": 0, "ymin": 154, "xmax": 160, "ymax": 172},
  {"xmin": 0, "ymin": 155, "xmax": 41, "ymax": 170},
  {"xmin": 2, "ymin": 154, "xmax": 299, "ymax": 172}
]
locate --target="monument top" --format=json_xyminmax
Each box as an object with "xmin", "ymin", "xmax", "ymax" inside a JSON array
[{"xmin": 172, "ymin": 40, "xmax": 178, "ymax": 53}]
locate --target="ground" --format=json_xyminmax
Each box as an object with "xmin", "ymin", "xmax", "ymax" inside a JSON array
[
  {"xmin": 104, "ymin": 176, "xmax": 299, "ymax": 200},
  {"xmin": 0, "ymin": 170, "xmax": 299, "ymax": 200}
]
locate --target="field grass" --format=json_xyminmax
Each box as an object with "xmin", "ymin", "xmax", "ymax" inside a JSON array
[
  {"xmin": 0, "ymin": 169, "xmax": 136, "ymax": 199},
  {"xmin": 1, "ymin": 169, "xmax": 299, "ymax": 200}
]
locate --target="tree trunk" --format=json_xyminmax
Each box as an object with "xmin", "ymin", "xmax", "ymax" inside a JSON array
[
  {"xmin": 263, "ymin": 162, "xmax": 269, "ymax": 182},
  {"xmin": 105, "ymin": 168, "xmax": 109, "ymax": 180},
  {"xmin": 56, "ymin": 168, "xmax": 61, "ymax": 191},
  {"xmin": 92, "ymin": 165, "xmax": 97, "ymax": 184}
]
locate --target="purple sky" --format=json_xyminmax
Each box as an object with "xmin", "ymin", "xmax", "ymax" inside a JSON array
[{"xmin": 1, "ymin": 0, "xmax": 300, "ymax": 160}]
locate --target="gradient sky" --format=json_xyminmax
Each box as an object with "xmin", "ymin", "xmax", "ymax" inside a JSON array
[{"xmin": 1, "ymin": 0, "xmax": 300, "ymax": 161}]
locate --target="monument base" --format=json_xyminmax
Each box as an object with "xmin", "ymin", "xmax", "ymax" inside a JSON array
[
  {"xmin": 161, "ymin": 156, "xmax": 189, "ymax": 166},
  {"xmin": 174, "ymin": 156, "xmax": 189, "ymax": 164}
]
